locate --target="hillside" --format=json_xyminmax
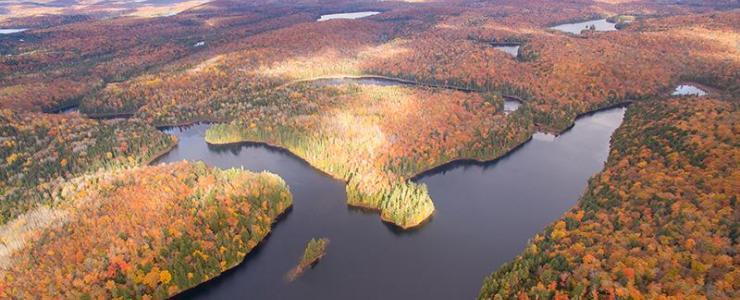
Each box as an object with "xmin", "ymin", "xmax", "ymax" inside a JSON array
[
  {"xmin": 479, "ymin": 98, "xmax": 738, "ymax": 299},
  {"xmin": 0, "ymin": 161, "xmax": 292, "ymax": 298},
  {"xmin": 0, "ymin": 111, "xmax": 175, "ymax": 224}
]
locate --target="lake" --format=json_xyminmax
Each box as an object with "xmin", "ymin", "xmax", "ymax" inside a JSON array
[
  {"xmin": 503, "ymin": 97, "xmax": 521, "ymax": 113},
  {"xmin": 159, "ymin": 106, "xmax": 626, "ymax": 299},
  {"xmin": 59, "ymin": 106, "xmax": 80, "ymax": 114},
  {"xmin": 550, "ymin": 19, "xmax": 616, "ymax": 34},
  {"xmin": 493, "ymin": 45, "xmax": 519, "ymax": 57},
  {"xmin": 0, "ymin": 29, "xmax": 28, "ymax": 34},
  {"xmin": 672, "ymin": 84, "xmax": 707, "ymax": 96},
  {"xmin": 317, "ymin": 11, "xmax": 380, "ymax": 22}
]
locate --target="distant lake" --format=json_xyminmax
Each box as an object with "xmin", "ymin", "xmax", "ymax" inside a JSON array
[
  {"xmin": 0, "ymin": 29, "xmax": 28, "ymax": 34},
  {"xmin": 311, "ymin": 77, "xmax": 402, "ymax": 87},
  {"xmin": 550, "ymin": 19, "xmax": 616, "ymax": 34},
  {"xmin": 672, "ymin": 84, "xmax": 707, "ymax": 96},
  {"xmin": 503, "ymin": 97, "xmax": 521, "ymax": 113},
  {"xmin": 47, "ymin": 104, "xmax": 79, "ymax": 114},
  {"xmin": 317, "ymin": 11, "xmax": 380, "ymax": 21},
  {"xmin": 163, "ymin": 107, "xmax": 626, "ymax": 299},
  {"xmin": 59, "ymin": 106, "xmax": 80, "ymax": 114},
  {"xmin": 493, "ymin": 45, "xmax": 519, "ymax": 57}
]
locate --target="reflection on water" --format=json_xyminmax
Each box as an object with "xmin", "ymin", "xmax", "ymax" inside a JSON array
[
  {"xmin": 317, "ymin": 11, "xmax": 380, "ymax": 21},
  {"xmin": 162, "ymin": 107, "xmax": 626, "ymax": 299},
  {"xmin": 550, "ymin": 19, "xmax": 616, "ymax": 34}
]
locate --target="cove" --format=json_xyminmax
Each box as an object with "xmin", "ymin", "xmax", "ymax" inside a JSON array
[{"xmin": 158, "ymin": 106, "xmax": 626, "ymax": 299}]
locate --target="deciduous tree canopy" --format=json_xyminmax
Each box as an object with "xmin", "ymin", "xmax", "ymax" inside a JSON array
[
  {"xmin": 479, "ymin": 98, "xmax": 738, "ymax": 299},
  {"xmin": 0, "ymin": 161, "xmax": 292, "ymax": 299}
]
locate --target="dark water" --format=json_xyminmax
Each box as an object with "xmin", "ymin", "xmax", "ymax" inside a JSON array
[
  {"xmin": 46, "ymin": 104, "xmax": 78, "ymax": 114},
  {"xmin": 158, "ymin": 107, "xmax": 626, "ymax": 299},
  {"xmin": 59, "ymin": 106, "xmax": 80, "ymax": 114}
]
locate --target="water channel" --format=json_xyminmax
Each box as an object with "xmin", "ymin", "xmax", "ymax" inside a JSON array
[{"xmin": 158, "ymin": 106, "xmax": 627, "ymax": 299}]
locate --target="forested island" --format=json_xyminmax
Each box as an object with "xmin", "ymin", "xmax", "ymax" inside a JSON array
[
  {"xmin": 0, "ymin": 0, "xmax": 737, "ymax": 298},
  {"xmin": 286, "ymin": 238, "xmax": 329, "ymax": 281}
]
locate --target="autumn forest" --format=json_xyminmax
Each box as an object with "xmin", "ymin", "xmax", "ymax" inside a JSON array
[{"xmin": 0, "ymin": 0, "xmax": 737, "ymax": 299}]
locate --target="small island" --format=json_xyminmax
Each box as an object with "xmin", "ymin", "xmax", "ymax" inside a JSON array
[{"xmin": 287, "ymin": 238, "xmax": 330, "ymax": 281}]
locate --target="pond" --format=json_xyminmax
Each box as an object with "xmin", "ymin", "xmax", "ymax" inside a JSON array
[
  {"xmin": 503, "ymin": 97, "xmax": 521, "ymax": 114},
  {"xmin": 549, "ymin": 19, "xmax": 616, "ymax": 34},
  {"xmin": 0, "ymin": 29, "xmax": 28, "ymax": 34},
  {"xmin": 493, "ymin": 45, "xmax": 519, "ymax": 57},
  {"xmin": 672, "ymin": 84, "xmax": 707, "ymax": 96},
  {"xmin": 317, "ymin": 11, "xmax": 380, "ymax": 22},
  {"xmin": 158, "ymin": 106, "xmax": 626, "ymax": 299},
  {"xmin": 46, "ymin": 104, "xmax": 79, "ymax": 114},
  {"xmin": 59, "ymin": 106, "xmax": 80, "ymax": 114}
]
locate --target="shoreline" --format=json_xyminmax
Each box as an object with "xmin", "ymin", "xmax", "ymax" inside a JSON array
[
  {"xmin": 380, "ymin": 210, "xmax": 433, "ymax": 230},
  {"xmin": 346, "ymin": 200, "xmax": 433, "ymax": 230},
  {"xmin": 205, "ymin": 138, "xmax": 344, "ymax": 181},
  {"xmin": 155, "ymin": 100, "xmax": 634, "ymax": 298},
  {"xmin": 170, "ymin": 195, "xmax": 294, "ymax": 299},
  {"xmin": 205, "ymin": 137, "xmax": 435, "ymax": 229},
  {"xmin": 44, "ymin": 102, "xmax": 80, "ymax": 114},
  {"xmin": 410, "ymin": 135, "xmax": 534, "ymax": 181},
  {"xmin": 200, "ymin": 102, "xmax": 630, "ymax": 229},
  {"xmin": 547, "ymin": 100, "xmax": 633, "ymax": 136},
  {"xmin": 410, "ymin": 101, "xmax": 631, "ymax": 181},
  {"xmin": 144, "ymin": 141, "xmax": 179, "ymax": 166}
]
